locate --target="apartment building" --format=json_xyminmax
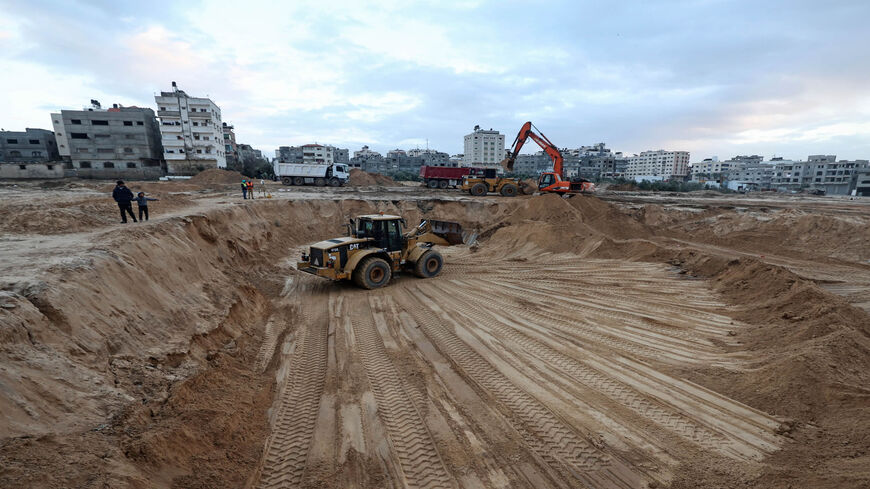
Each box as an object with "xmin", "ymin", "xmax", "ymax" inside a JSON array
[
  {"xmin": 51, "ymin": 102, "xmax": 164, "ymax": 179},
  {"xmin": 301, "ymin": 144, "xmax": 333, "ymax": 165},
  {"xmin": 626, "ymin": 150, "xmax": 690, "ymax": 181},
  {"xmin": 222, "ymin": 123, "xmax": 238, "ymax": 166},
  {"xmin": 464, "ymin": 125, "xmax": 505, "ymax": 167},
  {"xmin": 767, "ymin": 155, "xmax": 868, "ymax": 194},
  {"xmin": 0, "ymin": 128, "xmax": 60, "ymax": 163},
  {"xmin": 155, "ymin": 82, "xmax": 225, "ymax": 174}
]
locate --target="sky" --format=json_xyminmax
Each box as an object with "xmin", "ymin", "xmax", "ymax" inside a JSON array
[{"xmin": 1, "ymin": 0, "xmax": 870, "ymax": 161}]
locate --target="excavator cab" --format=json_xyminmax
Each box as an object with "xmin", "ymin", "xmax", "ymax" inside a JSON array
[{"xmin": 539, "ymin": 173, "xmax": 556, "ymax": 189}]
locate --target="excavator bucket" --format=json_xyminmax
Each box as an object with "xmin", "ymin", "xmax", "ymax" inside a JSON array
[
  {"xmin": 428, "ymin": 219, "xmax": 477, "ymax": 246},
  {"xmin": 499, "ymin": 157, "xmax": 514, "ymax": 172}
]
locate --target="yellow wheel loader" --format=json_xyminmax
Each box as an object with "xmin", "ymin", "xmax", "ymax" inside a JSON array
[{"xmin": 297, "ymin": 213, "xmax": 475, "ymax": 289}]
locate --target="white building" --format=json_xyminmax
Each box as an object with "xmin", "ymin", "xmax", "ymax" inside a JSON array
[
  {"xmin": 154, "ymin": 82, "xmax": 225, "ymax": 174},
  {"xmin": 626, "ymin": 150, "xmax": 690, "ymax": 181},
  {"xmin": 463, "ymin": 125, "xmax": 505, "ymax": 167},
  {"xmin": 301, "ymin": 144, "xmax": 333, "ymax": 165}
]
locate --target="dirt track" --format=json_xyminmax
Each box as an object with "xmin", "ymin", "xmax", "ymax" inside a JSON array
[{"xmin": 1, "ymin": 179, "xmax": 869, "ymax": 488}]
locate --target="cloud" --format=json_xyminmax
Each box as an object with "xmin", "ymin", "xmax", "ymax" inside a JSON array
[{"xmin": 1, "ymin": 0, "xmax": 870, "ymax": 160}]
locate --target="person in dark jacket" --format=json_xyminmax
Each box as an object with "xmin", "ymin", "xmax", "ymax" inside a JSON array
[
  {"xmin": 134, "ymin": 192, "xmax": 159, "ymax": 221},
  {"xmin": 241, "ymin": 179, "xmax": 248, "ymax": 199},
  {"xmin": 112, "ymin": 180, "xmax": 137, "ymax": 223}
]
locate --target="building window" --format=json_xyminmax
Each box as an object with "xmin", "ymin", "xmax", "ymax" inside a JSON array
[
  {"xmin": 71, "ymin": 133, "xmax": 88, "ymax": 139},
  {"xmin": 203, "ymin": 136, "xmax": 209, "ymax": 141},
  {"xmin": 126, "ymin": 162, "xmax": 137, "ymax": 168},
  {"xmin": 92, "ymin": 120, "xmax": 109, "ymax": 126},
  {"xmin": 123, "ymin": 121, "xmax": 132, "ymax": 126},
  {"xmin": 18, "ymin": 164, "xmax": 26, "ymax": 169},
  {"xmin": 196, "ymin": 149, "xmax": 202, "ymax": 154},
  {"xmin": 32, "ymin": 151, "xmax": 42, "ymax": 157},
  {"xmin": 79, "ymin": 161, "xmax": 91, "ymax": 168},
  {"xmin": 29, "ymin": 139, "xmax": 40, "ymax": 144},
  {"xmin": 97, "ymin": 148, "xmax": 113, "ymax": 153},
  {"xmin": 6, "ymin": 139, "xmax": 18, "ymax": 144},
  {"xmin": 95, "ymin": 134, "xmax": 110, "ymax": 138},
  {"xmin": 71, "ymin": 119, "xmax": 82, "ymax": 125},
  {"xmin": 124, "ymin": 148, "xmax": 133, "ymax": 153},
  {"xmin": 179, "ymin": 149, "xmax": 185, "ymax": 153},
  {"xmin": 77, "ymin": 148, "xmax": 89, "ymax": 153},
  {"xmin": 177, "ymin": 135, "xmax": 183, "ymax": 140},
  {"xmin": 103, "ymin": 162, "xmax": 114, "ymax": 168},
  {"xmin": 136, "ymin": 121, "xmax": 143, "ymax": 125},
  {"xmin": 166, "ymin": 150, "xmax": 175, "ymax": 153},
  {"xmin": 160, "ymin": 107, "xmax": 166, "ymax": 111},
  {"xmin": 46, "ymin": 164, "xmax": 54, "ymax": 170},
  {"xmin": 193, "ymin": 121, "xmax": 199, "ymax": 126},
  {"xmin": 9, "ymin": 150, "xmax": 21, "ymax": 156}
]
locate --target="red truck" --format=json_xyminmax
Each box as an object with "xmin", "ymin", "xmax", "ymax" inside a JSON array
[{"xmin": 419, "ymin": 166, "xmax": 483, "ymax": 189}]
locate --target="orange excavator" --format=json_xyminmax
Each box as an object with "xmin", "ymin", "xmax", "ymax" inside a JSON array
[{"xmin": 500, "ymin": 121, "xmax": 595, "ymax": 194}]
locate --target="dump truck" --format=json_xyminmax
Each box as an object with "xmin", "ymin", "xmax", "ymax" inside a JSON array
[
  {"xmin": 420, "ymin": 166, "xmax": 484, "ymax": 189},
  {"xmin": 275, "ymin": 163, "xmax": 350, "ymax": 187},
  {"xmin": 297, "ymin": 213, "xmax": 475, "ymax": 289},
  {"xmin": 460, "ymin": 168, "xmax": 533, "ymax": 197}
]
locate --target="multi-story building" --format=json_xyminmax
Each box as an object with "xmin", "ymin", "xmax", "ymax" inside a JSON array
[
  {"xmin": 51, "ymin": 102, "xmax": 164, "ymax": 179},
  {"xmin": 353, "ymin": 145, "xmax": 381, "ymax": 160},
  {"xmin": 154, "ymin": 82, "xmax": 225, "ymax": 174},
  {"xmin": 850, "ymin": 168, "xmax": 870, "ymax": 196},
  {"xmin": 626, "ymin": 150, "xmax": 690, "ymax": 181},
  {"xmin": 690, "ymin": 158, "xmax": 732, "ymax": 178},
  {"xmin": 334, "ymin": 147, "xmax": 349, "ymax": 164},
  {"xmin": 300, "ymin": 144, "xmax": 333, "ymax": 165},
  {"xmin": 0, "ymin": 128, "xmax": 60, "ymax": 163},
  {"xmin": 765, "ymin": 155, "xmax": 867, "ymax": 194},
  {"xmin": 276, "ymin": 146, "xmax": 303, "ymax": 163},
  {"xmin": 464, "ymin": 125, "xmax": 505, "ymax": 167},
  {"xmin": 222, "ymin": 123, "xmax": 238, "ymax": 166}
]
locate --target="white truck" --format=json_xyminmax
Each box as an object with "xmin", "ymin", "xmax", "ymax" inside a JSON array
[{"xmin": 274, "ymin": 163, "xmax": 350, "ymax": 187}]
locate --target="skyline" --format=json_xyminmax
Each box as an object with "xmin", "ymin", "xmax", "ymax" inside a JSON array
[{"xmin": 2, "ymin": 0, "xmax": 870, "ymax": 161}]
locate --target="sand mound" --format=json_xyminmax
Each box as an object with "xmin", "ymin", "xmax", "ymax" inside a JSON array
[
  {"xmin": 189, "ymin": 168, "xmax": 245, "ymax": 185},
  {"xmin": 348, "ymin": 169, "xmax": 396, "ymax": 186}
]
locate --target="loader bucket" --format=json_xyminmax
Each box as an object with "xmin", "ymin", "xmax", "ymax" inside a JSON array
[{"xmin": 429, "ymin": 219, "xmax": 476, "ymax": 245}]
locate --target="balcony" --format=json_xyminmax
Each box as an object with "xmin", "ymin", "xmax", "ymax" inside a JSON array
[{"xmin": 157, "ymin": 110, "xmax": 181, "ymax": 118}]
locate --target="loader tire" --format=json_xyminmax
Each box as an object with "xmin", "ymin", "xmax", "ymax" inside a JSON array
[
  {"xmin": 354, "ymin": 256, "xmax": 392, "ymax": 289},
  {"xmin": 414, "ymin": 250, "xmax": 443, "ymax": 278},
  {"xmin": 500, "ymin": 184, "xmax": 518, "ymax": 197},
  {"xmin": 470, "ymin": 183, "xmax": 488, "ymax": 196}
]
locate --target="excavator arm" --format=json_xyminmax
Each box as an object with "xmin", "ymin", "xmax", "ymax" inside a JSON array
[{"xmin": 501, "ymin": 121, "xmax": 565, "ymax": 180}]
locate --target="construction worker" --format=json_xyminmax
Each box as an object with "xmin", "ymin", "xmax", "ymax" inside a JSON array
[
  {"xmin": 112, "ymin": 180, "xmax": 137, "ymax": 223},
  {"xmin": 241, "ymin": 179, "xmax": 248, "ymax": 199},
  {"xmin": 246, "ymin": 179, "xmax": 255, "ymax": 199}
]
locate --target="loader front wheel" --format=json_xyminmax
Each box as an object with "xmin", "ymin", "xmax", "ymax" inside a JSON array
[
  {"xmin": 470, "ymin": 183, "xmax": 488, "ymax": 196},
  {"xmin": 414, "ymin": 250, "xmax": 443, "ymax": 278},
  {"xmin": 500, "ymin": 184, "xmax": 518, "ymax": 197},
  {"xmin": 354, "ymin": 257, "xmax": 392, "ymax": 289}
]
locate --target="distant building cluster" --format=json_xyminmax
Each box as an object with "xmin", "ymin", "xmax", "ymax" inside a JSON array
[
  {"xmin": 690, "ymin": 154, "xmax": 870, "ymax": 196},
  {"xmin": 0, "ymin": 82, "xmax": 268, "ymax": 179}
]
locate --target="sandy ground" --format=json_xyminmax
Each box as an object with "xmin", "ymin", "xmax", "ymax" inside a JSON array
[{"xmin": 1, "ymin": 178, "xmax": 869, "ymax": 488}]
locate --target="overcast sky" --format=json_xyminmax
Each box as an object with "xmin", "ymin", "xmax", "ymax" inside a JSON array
[{"xmin": 2, "ymin": 0, "xmax": 869, "ymax": 161}]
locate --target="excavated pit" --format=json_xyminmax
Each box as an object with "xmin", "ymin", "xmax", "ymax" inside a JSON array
[{"xmin": 1, "ymin": 189, "xmax": 869, "ymax": 489}]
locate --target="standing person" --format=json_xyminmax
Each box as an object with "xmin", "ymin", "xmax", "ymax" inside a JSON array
[
  {"xmin": 134, "ymin": 192, "xmax": 159, "ymax": 221},
  {"xmin": 247, "ymin": 179, "xmax": 255, "ymax": 199},
  {"xmin": 241, "ymin": 179, "xmax": 248, "ymax": 199},
  {"xmin": 112, "ymin": 180, "xmax": 137, "ymax": 223}
]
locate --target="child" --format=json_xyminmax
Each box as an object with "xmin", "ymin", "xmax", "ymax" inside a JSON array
[{"xmin": 134, "ymin": 192, "xmax": 159, "ymax": 221}]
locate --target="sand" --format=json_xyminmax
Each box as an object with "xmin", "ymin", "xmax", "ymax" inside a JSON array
[
  {"xmin": 348, "ymin": 169, "xmax": 396, "ymax": 186},
  {"xmin": 1, "ymin": 182, "xmax": 869, "ymax": 488},
  {"xmin": 188, "ymin": 168, "xmax": 246, "ymax": 185}
]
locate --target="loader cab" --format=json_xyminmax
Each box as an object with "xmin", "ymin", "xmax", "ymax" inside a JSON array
[{"xmin": 354, "ymin": 215, "xmax": 404, "ymax": 251}]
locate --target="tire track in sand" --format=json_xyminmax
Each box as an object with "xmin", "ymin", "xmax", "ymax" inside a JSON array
[
  {"xmin": 402, "ymin": 286, "xmax": 647, "ymax": 489},
  {"xmin": 350, "ymin": 294, "xmax": 453, "ymax": 489},
  {"xmin": 255, "ymin": 299, "xmax": 329, "ymax": 489},
  {"xmin": 425, "ymin": 281, "xmax": 735, "ymax": 456}
]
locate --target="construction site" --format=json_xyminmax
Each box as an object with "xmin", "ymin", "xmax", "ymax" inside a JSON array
[{"xmin": 1, "ymin": 172, "xmax": 869, "ymax": 489}]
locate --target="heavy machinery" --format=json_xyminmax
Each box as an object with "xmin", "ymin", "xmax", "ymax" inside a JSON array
[
  {"xmin": 460, "ymin": 168, "xmax": 533, "ymax": 197},
  {"xmin": 501, "ymin": 121, "xmax": 595, "ymax": 195},
  {"xmin": 297, "ymin": 213, "xmax": 474, "ymax": 289}
]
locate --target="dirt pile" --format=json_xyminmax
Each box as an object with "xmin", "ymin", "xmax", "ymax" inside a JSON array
[
  {"xmin": 348, "ymin": 169, "xmax": 396, "ymax": 186},
  {"xmin": 188, "ymin": 168, "xmax": 245, "ymax": 185}
]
